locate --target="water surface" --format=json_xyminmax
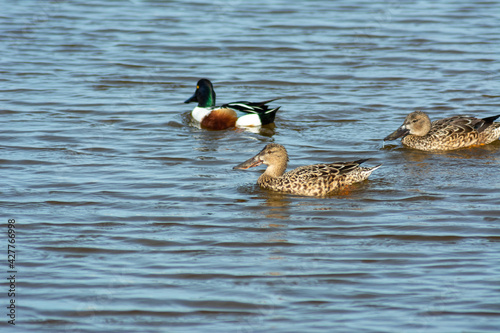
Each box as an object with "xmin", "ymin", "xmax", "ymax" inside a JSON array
[{"xmin": 2, "ymin": 0, "xmax": 500, "ymax": 332}]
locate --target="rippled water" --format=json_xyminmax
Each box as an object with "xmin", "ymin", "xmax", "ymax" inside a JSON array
[{"xmin": 2, "ymin": 0, "xmax": 500, "ymax": 332}]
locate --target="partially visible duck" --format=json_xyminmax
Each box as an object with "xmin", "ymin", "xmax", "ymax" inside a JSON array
[
  {"xmin": 384, "ymin": 111, "xmax": 500, "ymax": 151},
  {"xmin": 184, "ymin": 79, "xmax": 281, "ymax": 130},
  {"xmin": 233, "ymin": 143, "xmax": 381, "ymax": 196}
]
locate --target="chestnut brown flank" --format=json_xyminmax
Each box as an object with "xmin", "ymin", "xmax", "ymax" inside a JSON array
[{"xmin": 200, "ymin": 108, "xmax": 238, "ymax": 130}]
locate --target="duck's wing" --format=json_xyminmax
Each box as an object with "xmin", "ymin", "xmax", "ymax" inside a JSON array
[
  {"xmin": 431, "ymin": 115, "xmax": 500, "ymax": 137},
  {"xmin": 221, "ymin": 98, "xmax": 282, "ymax": 114},
  {"xmin": 431, "ymin": 116, "xmax": 479, "ymax": 136},
  {"xmin": 286, "ymin": 159, "xmax": 369, "ymax": 182}
]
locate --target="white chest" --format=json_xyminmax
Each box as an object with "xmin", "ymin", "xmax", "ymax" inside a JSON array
[{"xmin": 191, "ymin": 107, "xmax": 212, "ymax": 122}]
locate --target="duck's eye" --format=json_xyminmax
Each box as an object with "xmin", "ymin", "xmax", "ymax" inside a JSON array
[
  {"xmin": 412, "ymin": 119, "xmax": 418, "ymax": 123},
  {"xmin": 196, "ymin": 85, "xmax": 199, "ymax": 89}
]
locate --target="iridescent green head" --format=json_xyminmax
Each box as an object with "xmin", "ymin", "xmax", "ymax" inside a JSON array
[{"xmin": 184, "ymin": 78, "xmax": 216, "ymax": 107}]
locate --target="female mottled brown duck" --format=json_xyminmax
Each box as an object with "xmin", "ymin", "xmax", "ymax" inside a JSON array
[
  {"xmin": 384, "ymin": 111, "xmax": 500, "ymax": 151},
  {"xmin": 233, "ymin": 144, "xmax": 381, "ymax": 196}
]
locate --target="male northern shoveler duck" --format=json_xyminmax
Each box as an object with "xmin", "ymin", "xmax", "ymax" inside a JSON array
[
  {"xmin": 384, "ymin": 111, "xmax": 500, "ymax": 151},
  {"xmin": 233, "ymin": 143, "xmax": 381, "ymax": 196},
  {"xmin": 184, "ymin": 78, "xmax": 281, "ymax": 130}
]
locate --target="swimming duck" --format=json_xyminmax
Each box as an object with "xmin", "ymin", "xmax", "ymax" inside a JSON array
[
  {"xmin": 384, "ymin": 111, "xmax": 500, "ymax": 151},
  {"xmin": 233, "ymin": 143, "xmax": 381, "ymax": 196},
  {"xmin": 184, "ymin": 79, "xmax": 281, "ymax": 130}
]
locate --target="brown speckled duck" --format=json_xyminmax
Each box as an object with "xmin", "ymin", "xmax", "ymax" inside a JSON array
[
  {"xmin": 384, "ymin": 111, "xmax": 500, "ymax": 151},
  {"xmin": 233, "ymin": 143, "xmax": 381, "ymax": 196}
]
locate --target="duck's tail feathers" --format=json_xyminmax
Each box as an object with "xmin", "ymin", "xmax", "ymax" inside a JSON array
[
  {"xmin": 354, "ymin": 159, "xmax": 382, "ymax": 173},
  {"xmin": 475, "ymin": 114, "xmax": 500, "ymax": 133},
  {"xmin": 260, "ymin": 106, "xmax": 281, "ymax": 125},
  {"xmin": 353, "ymin": 158, "xmax": 370, "ymax": 165}
]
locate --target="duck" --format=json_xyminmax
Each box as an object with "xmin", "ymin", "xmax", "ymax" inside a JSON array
[
  {"xmin": 184, "ymin": 78, "xmax": 281, "ymax": 130},
  {"xmin": 384, "ymin": 111, "xmax": 500, "ymax": 151},
  {"xmin": 233, "ymin": 143, "xmax": 381, "ymax": 196}
]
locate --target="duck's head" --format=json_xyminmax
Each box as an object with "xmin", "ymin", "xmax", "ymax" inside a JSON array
[
  {"xmin": 184, "ymin": 78, "xmax": 216, "ymax": 107},
  {"xmin": 233, "ymin": 143, "xmax": 289, "ymax": 170},
  {"xmin": 384, "ymin": 111, "xmax": 431, "ymax": 140}
]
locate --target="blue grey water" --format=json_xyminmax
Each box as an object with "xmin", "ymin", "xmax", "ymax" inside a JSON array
[{"xmin": 2, "ymin": 0, "xmax": 500, "ymax": 332}]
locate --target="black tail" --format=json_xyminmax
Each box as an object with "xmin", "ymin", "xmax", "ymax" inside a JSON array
[
  {"xmin": 260, "ymin": 107, "xmax": 281, "ymax": 125},
  {"xmin": 353, "ymin": 158, "xmax": 370, "ymax": 165},
  {"xmin": 475, "ymin": 114, "xmax": 500, "ymax": 133}
]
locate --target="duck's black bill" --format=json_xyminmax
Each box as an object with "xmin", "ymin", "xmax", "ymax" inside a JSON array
[
  {"xmin": 384, "ymin": 126, "xmax": 409, "ymax": 141},
  {"xmin": 184, "ymin": 93, "xmax": 197, "ymax": 104},
  {"xmin": 233, "ymin": 155, "xmax": 263, "ymax": 170}
]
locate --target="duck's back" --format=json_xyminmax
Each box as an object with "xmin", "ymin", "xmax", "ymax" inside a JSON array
[{"xmin": 431, "ymin": 115, "xmax": 485, "ymax": 135}]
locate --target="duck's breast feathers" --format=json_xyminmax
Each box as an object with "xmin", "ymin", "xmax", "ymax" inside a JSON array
[{"xmin": 191, "ymin": 107, "xmax": 213, "ymax": 123}]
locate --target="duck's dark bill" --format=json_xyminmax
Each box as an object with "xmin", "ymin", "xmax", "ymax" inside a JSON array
[
  {"xmin": 233, "ymin": 156, "xmax": 263, "ymax": 170},
  {"xmin": 184, "ymin": 93, "xmax": 197, "ymax": 103},
  {"xmin": 384, "ymin": 126, "xmax": 409, "ymax": 141}
]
